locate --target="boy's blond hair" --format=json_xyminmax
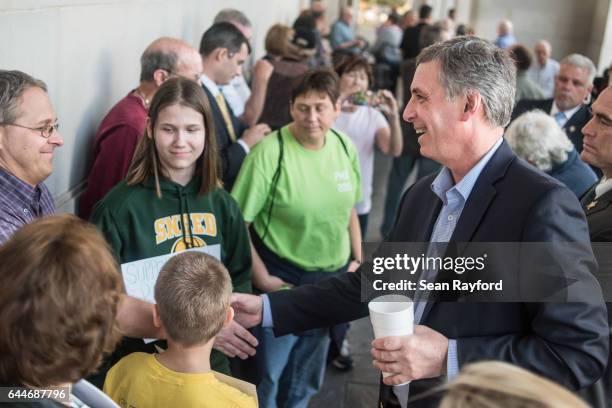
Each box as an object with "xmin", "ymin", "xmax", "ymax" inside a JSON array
[{"xmin": 155, "ymin": 252, "xmax": 232, "ymax": 346}]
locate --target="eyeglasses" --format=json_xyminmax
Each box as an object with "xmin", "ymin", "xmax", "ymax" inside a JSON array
[{"xmin": 0, "ymin": 122, "xmax": 59, "ymax": 138}]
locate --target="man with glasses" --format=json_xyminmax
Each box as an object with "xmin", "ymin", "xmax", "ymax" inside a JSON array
[
  {"xmin": 0, "ymin": 70, "xmax": 64, "ymax": 244},
  {"xmin": 79, "ymin": 37, "xmax": 202, "ymax": 220}
]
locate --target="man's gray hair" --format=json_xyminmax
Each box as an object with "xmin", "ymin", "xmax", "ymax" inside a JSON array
[
  {"xmin": 140, "ymin": 50, "xmax": 178, "ymax": 82},
  {"xmin": 560, "ymin": 53, "xmax": 596, "ymax": 85},
  {"xmin": 417, "ymin": 36, "xmax": 516, "ymax": 127},
  {"xmin": 213, "ymin": 8, "xmax": 251, "ymax": 28},
  {"xmin": 0, "ymin": 70, "xmax": 47, "ymax": 124},
  {"xmin": 505, "ymin": 110, "xmax": 574, "ymax": 172}
]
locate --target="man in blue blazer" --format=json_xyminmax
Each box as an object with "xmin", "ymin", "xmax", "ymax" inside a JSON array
[{"xmin": 232, "ymin": 38, "xmax": 609, "ymax": 407}]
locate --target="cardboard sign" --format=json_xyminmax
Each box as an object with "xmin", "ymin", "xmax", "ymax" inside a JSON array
[
  {"xmin": 121, "ymin": 245, "xmax": 221, "ymax": 304},
  {"xmin": 214, "ymin": 371, "xmax": 258, "ymax": 405}
]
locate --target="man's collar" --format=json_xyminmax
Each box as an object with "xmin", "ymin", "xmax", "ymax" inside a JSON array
[
  {"xmin": 200, "ymin": 73, "xmax": 220, "ymax": 97},
  {"xmin": 595, "ymin": 177, "xmax": 612, "ymax": 200},
  {"xmin": 0, "ymin": 167, "xmax": 41, "ymax": 203},
  {"xmin": 551, "ymin": 101, "xmax": 582, "ymax": 119},
  {"xmin": 431, "ymin": 137, "xmax": 504, "ymax": 203}
]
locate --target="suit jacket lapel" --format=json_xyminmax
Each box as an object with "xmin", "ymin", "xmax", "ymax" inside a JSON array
[
  {"xmin": 450, "ymin": 141, "xmax": 514, "ymax": 243},
  {"xmin": 564, "ymin": 104, "xmax": 589, "ymax": 133},
  {"xmin": 580, "ymin": 183, "xmax": 598, "ymax": 208},
  {"xmin": 389, "ymin": 180, "xmax": 442, "ymax": 243},
  {"xmin": 585, "ymin": 189, "xmax": 612, "ymax": 216},
  {"xmin": 422, "ymin": 141, "xmax": 515, "ymax": 321}
]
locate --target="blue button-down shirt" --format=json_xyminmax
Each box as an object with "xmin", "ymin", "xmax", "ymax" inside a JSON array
[{"xmin": 0, "ymin": 167, "xmax": 55, "ymax": 244}]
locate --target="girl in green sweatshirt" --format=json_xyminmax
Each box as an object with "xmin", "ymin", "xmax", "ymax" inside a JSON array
[{"xmin": 91, "ymin": 77, "xmax": 253, "ymax": 383}]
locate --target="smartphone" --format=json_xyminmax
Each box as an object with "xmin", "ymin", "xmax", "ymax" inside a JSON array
[{"xmin": 348, "ymin": 91, "xmax": 382, "ymax": 107}]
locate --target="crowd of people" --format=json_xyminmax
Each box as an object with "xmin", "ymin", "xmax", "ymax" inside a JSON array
[{"xmin": 1, "ymin": 2, "xmax": 612, "ymax": 408}]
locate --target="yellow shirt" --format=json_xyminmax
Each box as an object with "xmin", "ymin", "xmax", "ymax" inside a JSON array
[{"xmin": 104, "ymin": 353, "xmax": 257, "ymax": 408}]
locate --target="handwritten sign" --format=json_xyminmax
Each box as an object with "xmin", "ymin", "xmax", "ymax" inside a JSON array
[{"xmin": 121, "ymin": 245, "xmax": 221, "ymax": 304}]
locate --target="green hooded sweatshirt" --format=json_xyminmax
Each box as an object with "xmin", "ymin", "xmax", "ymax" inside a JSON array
[{"xmin": 91, "ymin": 175, "xmax": 252, "ymax": 381}]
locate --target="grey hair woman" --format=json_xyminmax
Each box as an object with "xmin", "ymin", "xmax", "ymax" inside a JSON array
[{"xmin": 506, "ymin": 109, "xmax": 597, "ymax": 197}]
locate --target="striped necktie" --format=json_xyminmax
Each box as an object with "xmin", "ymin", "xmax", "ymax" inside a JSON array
[{"xmin": 215, "ymin": 92, "xmax": 236, "ymax": 142}]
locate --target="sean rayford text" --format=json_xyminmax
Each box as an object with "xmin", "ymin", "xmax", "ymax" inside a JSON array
[{"xmin": 372, "ymin": 279, "xmax": 503, "ymax": 292}]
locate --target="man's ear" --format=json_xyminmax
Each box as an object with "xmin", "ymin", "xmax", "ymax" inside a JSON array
[
  {"xmin": 224, "ymin": 306, "xmax": 235, "ymax": 327},
  {"xmin": 152, "ymin": 304, "xmax": 163, "ymax": 329},
  {"xmin": 460, "ymin": 91, "xmax": 480, "ymax": 122},
  {"xmin": 145, "ymin": 117, "xmax": 153, "ymax": 139},
  {"xmin": 153, "ymin": 69, "xmax": 170, "ymax": 86},
  {"xmin": 215, "ymin": 47, "xmax": 229, "ymax": 62},
  {"xmin": 585, "ymin": 85, "xmax": 594, "ymax": 104},
  {"xmin": 0, "ymin": 126, "xmax": 5, "ymax": 150}
]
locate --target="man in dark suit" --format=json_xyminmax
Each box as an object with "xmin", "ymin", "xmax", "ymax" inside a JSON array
[
  {"xmin": 579, "ymin": 86, "xmax": 612, "ymax": 408},
  {"xmin": 512, "ymin": 53, "xmax": 596, "ymax": 154},
  {"xmin": 199, "ymin": 23, "xmax": 270, "ymax": 190},
  {"xmin": 232, "ymin": 38, "xmax": 609, "ymax": 408}
]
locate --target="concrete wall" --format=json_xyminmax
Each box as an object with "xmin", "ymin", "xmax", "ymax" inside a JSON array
[
  {"xmin": 0, "ymin": 0, "xmax": 305, "ymax": 213},
  {"xmin": 467, "ymin": 0, "xmax": 603, "ymax": 63},
  {"xmin": 593, "ymin": 0, "xmax": 612, "ymax": 73}
]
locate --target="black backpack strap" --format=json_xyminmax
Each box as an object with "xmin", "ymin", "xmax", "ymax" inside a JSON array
[
  {"xmin": 330, "ymin": 128, "xmax": 350, "ymax": 157},
  {"xmin": 260, "ymin": 129, "xmax": 284, "ymax": 242}
]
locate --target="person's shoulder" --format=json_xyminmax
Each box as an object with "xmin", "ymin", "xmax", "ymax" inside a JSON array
[
  {"xmin": 99, "ymin": 94, "xmax": 146, "ymax": 131},
  {"xmin": 208, "ymin": 187, "xmax": 241, "ymax": 210},
  {"xmin": 109, "ymin": 352, "xmax": 151, "ymax": 375},
  {"xmin": 330, "ymin": 128, "xmax": 358, "ymax": 154},
  {"xmin": 94, "ymin": 181, "xmax": 145, "ymax": 215},
  {"xmin": 507, "ymin": 156, "xmax": 573, "ymax": 200},
  {"xmin": 512, "ymin": 98, "xmax": 552, "ymax": 119},
  {"xmin": 251, "ymin": 128, "xmax": 284, "ymax": 158}
]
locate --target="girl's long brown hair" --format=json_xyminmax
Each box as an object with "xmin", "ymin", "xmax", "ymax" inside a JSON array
[{"xmin": 126, "ymin": 77, "xmax": 219, "ymax": 197}]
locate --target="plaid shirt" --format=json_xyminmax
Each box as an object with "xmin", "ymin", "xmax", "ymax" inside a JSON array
[{"xmin": 0, "ymin": 167, "xmax": 55, "ymax": 244}]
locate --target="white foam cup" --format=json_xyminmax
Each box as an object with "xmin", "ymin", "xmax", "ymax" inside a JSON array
[{"xmin": 368, "ymin": 295, "xmax": 414, "ymax": 383}]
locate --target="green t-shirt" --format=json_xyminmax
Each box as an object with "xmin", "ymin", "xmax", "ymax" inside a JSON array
[{"xmin": 232, "ymin": 125, "xmax": 361, "ymax": 271}]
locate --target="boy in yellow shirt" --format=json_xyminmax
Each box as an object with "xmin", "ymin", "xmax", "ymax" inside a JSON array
[{"xmin": 104, "ymin": 252, "xmax": 257, "ymax": 408}]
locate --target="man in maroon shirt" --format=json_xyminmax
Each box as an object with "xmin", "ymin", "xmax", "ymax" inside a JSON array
[{"xmin": 79, "ymin": 37, "xmax": 202, "ymax": 220}]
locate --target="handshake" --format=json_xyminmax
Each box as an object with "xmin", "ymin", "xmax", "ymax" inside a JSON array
[{"xmin": 214, "ymin": 294, "xmax": 264, "ymax": 359}]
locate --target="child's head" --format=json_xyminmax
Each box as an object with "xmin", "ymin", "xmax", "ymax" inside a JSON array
[{"xmin": 154, "ymin": 252, "xmax": 233, "ymax": 347}]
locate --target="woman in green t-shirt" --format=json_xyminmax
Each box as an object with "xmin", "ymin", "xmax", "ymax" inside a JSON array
[{"xmin": 232, "ymin": 69, "xmax": 362, "ymax": 408}]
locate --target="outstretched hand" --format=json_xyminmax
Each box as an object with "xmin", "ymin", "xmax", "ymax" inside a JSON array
[
  {"xmin": 213, "ymin": 320, "xmax": 259, "ymax": 359},
  {"xmin": 231, "ymin": 292, "xmax": 264, "ymax": 329}
]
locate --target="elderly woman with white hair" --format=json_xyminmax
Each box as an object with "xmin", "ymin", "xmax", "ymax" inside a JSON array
[{"xmin": 506, "ymin": 109, "xmax": 597, "ymax": 197}]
